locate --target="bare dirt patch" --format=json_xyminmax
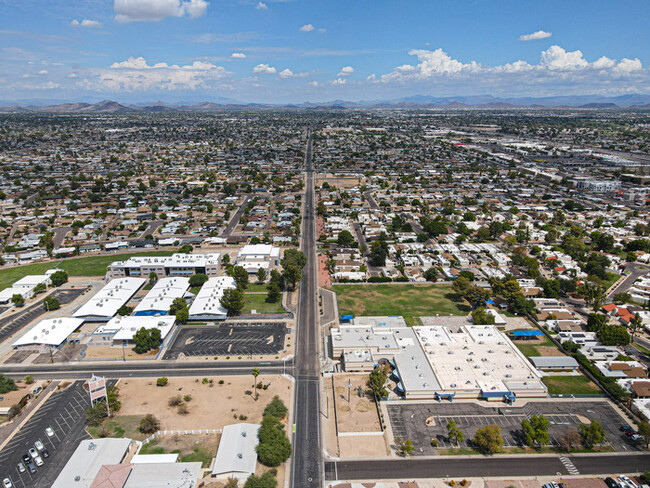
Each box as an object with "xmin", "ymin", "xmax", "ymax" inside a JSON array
[
  {"xmin": 333, "ymin": 374, "xmax": 381, "ymax": 433},
  {"xmin": 116, "ymin": 375, "xmax": 292, "ymax": 431}
]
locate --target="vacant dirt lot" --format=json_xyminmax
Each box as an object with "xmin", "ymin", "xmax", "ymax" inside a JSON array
[
  {"xmin": 333, "ymin": 374, "xmax": 381, "ymax": 433},
  {"xmin": 117, "ymin": 375, "xmax": 292, "ymax": 431}
]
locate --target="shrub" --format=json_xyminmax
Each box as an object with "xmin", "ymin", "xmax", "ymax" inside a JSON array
[
  {"xmin": 256, "ymin": 414, "xmax": 292, "ymax": 467},
  {"xmin": 169, "ymin": 395, "xmax": 183, "ymax": 407},
  {"xmin": 139, "ymin": 414, "xmax": 160, "ymax": 434},
  {"xmin": 0, "ymin": 375, "xmax": 17, "ymax": 394},
  {"xmin": 24, "ymin": 376, "xmax": 34, "ymax": 385},
  {"xmin": 183, "ymin": 394, "xmax": 192, "ymax": 402},
  {"xmin": 178, "ymin": 404, "xmax": 189, "ymax": 415},
  {"xmin": 263, "ymin": 396, "xmax": 288, "ymax": 419},
  {"xmin": 156, "ymin": 377, "xmax": 168, "ymax": 387}
]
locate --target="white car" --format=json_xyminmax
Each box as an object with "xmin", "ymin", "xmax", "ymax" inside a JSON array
[
  {"xmin": 619, "ymin": 476, "xmax": 638, "ymax": 488},
  {"xmin": 33, "ymin": 455, "xmax": 43, "ymax": 467},
  {"xmin": 3, "ymin": 478, "xmax": 13, "ymax": 488},
  {"xmin": 28, "ymin": 448, "xmax": 38, "ymax": 460},
  {"xmin": 45, "ymin": 427, "xmax": 55, "ymax": 438}
]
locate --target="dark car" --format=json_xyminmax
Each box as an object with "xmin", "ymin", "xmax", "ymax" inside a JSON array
[
  {"xmin": 605, "ymin": 478, "xmax": 621, "ymax": 488},
  {"xmin": 620, "ymin": 425, "xmax": 634, "ymax": 433},
  {"xmin": 25, "ymin": 461, "xmax": 36, "ymax": 474}
]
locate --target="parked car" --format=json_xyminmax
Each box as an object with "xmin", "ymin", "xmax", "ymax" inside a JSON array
[
  {"xmin": 3, "ymin": 478, "xmax": 13, "ymax": 488},
  {"xmin": 16, "ymin": 462, "xmax": 25, "ymax": 474},
  {"xmin": 45, "ymin": 427, "xmax": 55, "ymax": 438},
  {"xmin": 31, "ymin": 386, "xmax": 42, "ymax": 395},
  {"xmin": 34, "ymin": 440, "xmax": 49, "ymax": 458},
  {"xmin": 25, "ymin": 460, "xmax": 36, "ymax": 474},
  {"xmin": 630, "ymin": 434, "xmax": 643, "ymax": 442},
  {"xmin": 605, "ymin": 478, "xmax": 621, "ymax": 488},
  {"xmin": 21, "ymin": 454, "xmax": 30, "ymax": 465},
  {"xmin": 619, "ymin": 476, "xmax": 639, "ymax": 488},
  {"xmin": 33, "ymin": 455, "xmax": 43, "ymax": 468},
  {"xmin": 28, "ymin": 448, "xmax": 38, "ymax": 460},
  {"xmin": 620, "ymin": 425, "xmax": 634, "ymax": 433}
]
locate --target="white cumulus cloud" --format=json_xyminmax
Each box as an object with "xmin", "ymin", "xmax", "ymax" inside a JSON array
[
  {"xmin": 519, "ymin": 30, "xmax": 552, "ymax": 41},
  {"xmin": 231, "ymin": 52, "xmax": 247, "ymax": 59},
  {"xmin": 252, "ymin": 63, "xmax": 276, "ymax": 74},
  {"xmin": 299, "ymin": 24, "xmax": 315, "ymax": 32},
  {"xmin": 279, "ymin": 68, "xmax": 309, "ymax": 79},
  {"xmin": 332, "ymin": 78, "xmax": 346, "ymax": 85},
  {"xmin": 613, "ymin": 58, "xmax": 642, "ymax": 73},
  {"xmin": 114, "ymin": 0, "xmax": 208, "ymax": 23},
  {"xmin": 337, "ymin": 66, "xmax": 355, "ymax": 77},
  {"xmin": 255, "ymin": 2, "xmax": 267, "ymax": 10},
  {"xmin": 540, "ymin": 45, "xmax": 588, "ymax": 70}
]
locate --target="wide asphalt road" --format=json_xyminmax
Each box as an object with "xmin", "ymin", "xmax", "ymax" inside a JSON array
[
  {"xmin": 0, "ymin": 359, "xmax": 289, "ymax": 380},
  {"xmin": 290, "ymin": 127, "xmax": 323, "ymax": 488},
  {"xmin": 325, "ymin": 453, "xmax": 650, "ymax": 480}
]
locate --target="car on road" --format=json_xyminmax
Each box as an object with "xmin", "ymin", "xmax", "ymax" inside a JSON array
[
  {"xmin": 17, "ymin": 462, "xmax": 25, "ymax": 474},
  {"xmin": 620, "ymin": 425, "xmax": 634, "ymax": 433},
  {"xmin": 31, "ymin": 386, "xmax": 42, "ymax": 395},
  {"xmin": 45, "ymin": 426, "xmax": 55, "ymax": 438},
  {"xmin": 34, "ymin": 440, "xmax": 49, "ymax": 458},
  {"xmin": 33, "ymin": 455, "xmax": 44, "ymax": 467},
  {"xmin": 3, "ymin": 478, "xmax": 12, "ymax": 488},
  {"xmin": 605, "ymin": 478, "xmax": 622, "ymax": 488}
]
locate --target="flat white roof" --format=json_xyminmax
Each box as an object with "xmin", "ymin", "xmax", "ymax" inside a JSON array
[
  {"xmin": 96, "ymin": 315, "xmax": 176, "ymax": 341},
  {"xmin": 133, "ymin": 277, "xmax": 189, "ymax": 315},
  {"xmin": 12, "ymin": 274, "xmax": 50, "ymax": 288},
  {"xmin": 13, "ymin": 317, "xmax": 84, "ymax": 347},
  {"xmin": 52, "ymin": 438, "xmax": 132, "ymax": 488},
  {"xmin": 212, "ymin": 423, "xmax": 260, "ymax": 479},
  {"xmin": 124, "ymin": 462, "xmax": 202, "ymax": 488},
  {"xmin": 237, "ymin": 244, "xmax": 278, "ymax": 257},
  {"xmin": 130, "ymin": 453, "xmax": 179, "ymax": 464},
  {"xmin": 73, "ymin": 278, "xmax": 145, "ymax": 320},
  {"xmin": 188, "ymin": 276, "xmax": 236, "ymax": 318},
  {"xmin": 112, "ymin": 253, "xmax": 220, "ymax": 269}
]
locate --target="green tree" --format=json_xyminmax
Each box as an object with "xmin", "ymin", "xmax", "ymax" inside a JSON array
[
  {"xmin": 256, "ymin": 414, "xmax": 292, "ymax": 467},
  {"xmin": 252, "ymin": 368, "xmax": 260, "ymax": 400},
  {"xmin": 232, "ymin": 266, "xmax": 250, "ymax": 290},
  {"xmin": 597, "ymin": 324, "xmax": 630, "ymax": 346},
  {"xmin": 244, "ymin": 472, "xmax": 277, "ymax": 488},
  {"xmin": 369, "ymin": 241, "xmax": 388, "ymax": 267},
  {"xmin": 85, "ymin": 402, "xmax": 108, "ymax": 426},
  {"xmin": 256, "ymin": 268, "xmax": 267, "ymax": 284},
  {"xmin": 472, "ymin": 424, "xmax": 504, "ymax": 454},
  {"xmin": 175, "ymin": 307, "xmax": 189, "ymax": 324},
  {"xmin": 471, "ymin": 307, "xmax": 495, "ymax": 325},
  {"xmin": 43, "ymin": 296, "xmax": 60, "ymax": 311},
  {"xmin": 0, "ymin": 374, "xmax": 18, "ymax": 394},
  {"xmin": 11, "ymin": 294, "xmax": 24, "ymax": 307},
  {"xmin": 630, "ymin": 313, "xmax": 643, "ymax": 339},
  {"xmin": 220, "ymin": 288, "xmax": 245, "ymax": 316},
  {"xmin": 447, "ymin": 419, "xmax": 465, "ymax": 445},
  {"xmin": 579, "ymin": 421, "xmax": 605, "ymax": 448},
  {"xmin": 148, "ymin": 272, "xmax": 159, "ymax": 285},
  {"xmin": 266, "ymin": 282, "xmax": 282, "ymax": 303},
  {"xmin": 133, "ymin": 327, "xmax": 162, "ymax": 354},
  {"xmin": 368, "ymin": 367, "xmax": 388, "ymax": 398},
  {"xmin": 178, "ymin": 244, "xmax": 193, "ymax": 254},
  {"xmin": 50, "ymin": 270, "xmax": 68, "ymax": 287},
  {"xmin": 117, "ymin": 305, "xmax": 132, "ymax": 316},
  {"xmin": 264, "ymin": 395, "xmax": 288, "ymax": 419},
  {"xmin": 189, "ymin": 273, "xmax": 209, "ymax": 287},
  {"xmin": 169, "ymin": 297, "xmax": 187, "ymax": 315},
  {"xmin": 33, "ymin": 283, "xmax": 47, "ymax": 294},
  {"xmin": 464, "ymin": 286, "xmax": 490, "ymax": 310},
  {"xmin": 452, "ymin": 276, "xmax": 471, "ymax": 297},
  {"xmin": 337, "ymin": 230, "xmax": 357, "ymax": 248},
  {"xmin": 521, "ymin": 414, "xmax": 550, "ymax": 447},
  {"xmin": 586, "ymin": 313, "xmax": 607, "ymax": 332},
  {"xmin": 424, "ymin": 268, "xmax": 438, "ymax": 282}
]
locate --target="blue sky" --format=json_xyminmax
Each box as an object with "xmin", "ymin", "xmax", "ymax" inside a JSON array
[{"xmin": 1, "ymin": 0, "xmax": 649, "ymax": 103}]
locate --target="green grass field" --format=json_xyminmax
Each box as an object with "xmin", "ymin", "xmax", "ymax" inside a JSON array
[
  {"xmin": 242, "ymin": 292, "xmax": 285, "ymax": 314},
  {"xmin": 332, "ymin": 284, "xmax": 470, "ymax": 325},
  {"xmin": 513, "ymin": 336, "xmax": 557, "ymax": 357},
  {"xmin": 87, "ymin": 415, "xmax": 147, "ymax": 441},
  {"xmin": 0, "ymin": 251, "xmax": 176, "ymax": 290},
  {"xmin": 542, "ymin": 375, "xmax": 602, "ymax": 395}
]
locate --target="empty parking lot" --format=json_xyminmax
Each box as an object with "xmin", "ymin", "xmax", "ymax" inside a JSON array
[
  {"xmin": 387, "ymin": 400, "xmax": 633, "ymax": 455},
  {"xmin": 163, "ymin": 323, "xmax": 287, "ymax": 359}
]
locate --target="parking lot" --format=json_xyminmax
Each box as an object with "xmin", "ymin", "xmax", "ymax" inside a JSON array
[
  {"xmin": 163, "ymin": 323, "xmax": 287, "ymax": 359},
  {"xmin": 0, "ymin": 379, "xmax": 111, "ymax": 488},
  {"xmin": 0, "ymin": 289, "xmax": 85, "ymax": 346},
  {"xmin": 387, "ymin": 400, "xmax": 632, "ymax": 455}
]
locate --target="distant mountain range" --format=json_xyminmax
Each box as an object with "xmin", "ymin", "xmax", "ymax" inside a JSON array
[{"xmin": 1, "ymin": 94, "xmax": 650, "ymax": 112}]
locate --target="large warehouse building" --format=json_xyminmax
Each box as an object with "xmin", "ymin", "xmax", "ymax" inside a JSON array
[
  {"xmin": 107, "ymin": 253, "xmax": 221, "ymax": 280},
  {"xmin": 331, "ymin": 317, "xmax": 547, "ymax": 402}
]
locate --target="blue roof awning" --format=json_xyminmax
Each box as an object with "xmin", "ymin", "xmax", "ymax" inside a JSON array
[{"xmin": 511, "ymin": 330, "xmax": 543, "ymax": 337}]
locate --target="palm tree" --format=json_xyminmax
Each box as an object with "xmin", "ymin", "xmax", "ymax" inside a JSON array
[{"xmin": 252, "ymin": 368, "xmax": 260, "ymax": 400}]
